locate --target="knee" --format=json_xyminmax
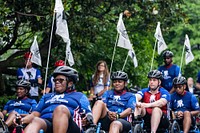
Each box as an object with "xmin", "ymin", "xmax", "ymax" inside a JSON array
[
  {"xmin": 152, "ymin": 107, "xmax": 162, "ymax": 114},
  {"xmin": 93, "ymin": 100, "xmax": 104, "ymax": 107},
  {"xmin": 183, "ymin": 111, "xmax": 191, "ymax": 117},
  {"xmin": 31, "ymin": 117, "xmax": 42, "ymax": 124},
  {"xmin": 110, "ymin": 121, "xmax": 122, "ymax": 130},
  {"xmin": 53, "ymin": 105, "xmax": 70, "ymax": 117}
]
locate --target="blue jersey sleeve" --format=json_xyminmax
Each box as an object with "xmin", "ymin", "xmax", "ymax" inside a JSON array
[
  {"xmin": 3, "ymin": 100, "xmax": 11, "ymax": 111},
  {"xmin": 137, "ymin": 88, "xmax": 148, "ymax": 99},
  {"xmin": 175, "ymin": 66, "xmax": 181, "ymax": 77},
  {"xmin": 102, "ymin": 91, "xmax": 109, "ymax": 104},
  {"xmin": 126, "ymin": 94, "xmax": 136, "ymax": 110},
  {"xmin": 160, "ymin": 88, "xmax": 171, "ymax": 102},
  {"xmin": 47, "ymin": 76, "xmax": 53, "ymax": 88},
  {"xmin": 33, "ymin": 95, "xmax": 45, "ymax": 113},
  {"xmin": 17, "ymin": 68, "xmax": 23, "ymax": 79},
  {"xmin": 80, "ymin": 95, "xmax": 91, "ymax": 114},
  {"xmin": 36, "ymin": 69, "xmax": 42, "ymax": 79},
  {"xmin": 30, "ymin": 99, "xmax": 38, "ymax": 112},
  {"xmin": 191, "ymin": 95, "xmax": 200, "ymax": 110}
]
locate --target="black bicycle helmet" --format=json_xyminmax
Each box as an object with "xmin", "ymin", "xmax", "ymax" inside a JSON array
[
  {"xmin": 111, "ymin": 71, "xmax": 128, "ymax": 81},
  {"xmin": 173, "ymin": 76, "xmax": 186, "ymax": 85},
  {"xmin": 53, "ymin": 66, "xmax": 79, "ymax": 83},
  {"xmin": 16, "ymin": 79, "xmax": 31, "ymax": 91},
  {"xmin": 147, "ymin": 70, "xmax": 163, "ymax": 80},
  {"xmin": 162, "ymin": 50, "xmax": 174, "ymax": 58}
]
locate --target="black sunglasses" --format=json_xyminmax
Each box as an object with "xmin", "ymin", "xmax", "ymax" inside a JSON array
[{"xmin": 53, "ymin": 78, "xmax": 67, "ymax": 83}]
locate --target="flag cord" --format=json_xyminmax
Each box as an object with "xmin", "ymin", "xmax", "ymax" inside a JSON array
[
  {"xmin": 110, "ymin": 33, "xmax": 119, "ymax": 74},
  {"xmin": 122, "ymin": 53, "xmax": 129, "ymax": 71},
  {"xmin": 43, "ymin": 12, "xmax": 56, "ymax": 94},
  {"xmin": 150, "ymin": 39, "xmax": 157, "ymax": 71},
  {"xmin": 179, "ymin": 43, "xmax": 185, "ymax": 76}
]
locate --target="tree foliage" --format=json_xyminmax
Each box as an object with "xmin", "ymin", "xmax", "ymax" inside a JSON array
[{"xmin": 0, "ymin": 0, "xmax": 186, "ymax": 95}]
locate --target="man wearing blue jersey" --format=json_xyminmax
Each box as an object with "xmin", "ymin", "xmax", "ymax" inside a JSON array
[
  {"xmin": 171, "ymin": 76, "xmax": 200, "ymax": 133},
  {"xmin": 158, "ymin": 50, "xmax": 180, "ymax": 93},
  {"xmin": 17, "ymin": 52, "xmax": 42, "ymax": 101},
  {"xmin": 135, "ymin": 70, "xmax": 170, "ymax": 133},
  {"xmin": 21, "ymin": 66, "xmax": 91, "ymax": 133},
  {"xmin": 1, "ymin": 80, "xmax": 37, "ymax": 128},
  {"xmin": 92, "ymin": 71, "xmax": 136, "ymax": 133}
]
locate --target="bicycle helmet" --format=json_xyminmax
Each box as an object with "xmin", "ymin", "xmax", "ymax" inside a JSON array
[
  {"xmin": 111, "ymin": 71, "xmax": 128, "ymax": 81},
  {"xmin": 162, "ymin": 50, "xmax": 173, "ymax": 58},
  {"xmin": 24, "ymin": 52, "xmax": 32, "ymax": 60},
  {"xmin": 54, "ymin": 60, "xmax": 65, "ymax": 67},
  {"xmin": 147, "ymin": 70, "xmax": 163, "ymax": 80},
  {"xmin": 173, "ymin": 76, "xmax": 186, "ymax": 85},
  {"xmin": 53, "ymin": 66, "xmax": 79, "ymax": 83},
  {"xmin": 16, "ymin": 79, "xmax": 31, "ymax": 91}
]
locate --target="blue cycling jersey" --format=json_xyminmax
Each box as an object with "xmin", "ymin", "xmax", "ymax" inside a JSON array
[
  {"xmin": 158, "ymin": 64, "xmax": 180, "ymax": 92},
  {"xmin": 170, "ymin": 91, "xmax": 200, "ymax": 112},
  {"xmin": 3, "ymin": 98, "xmax": 37, "ymax": 114},
  {"xmin": 34, "ymin": 92, "xmax": 91, "ymax": 120},
  {"xmin": 102, "ymin": 89, "xmax": 136, "ymax": 116}
]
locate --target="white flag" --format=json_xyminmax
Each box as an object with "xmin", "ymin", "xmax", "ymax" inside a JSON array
[
  {"xmin": 154, "ymin": 22, "xmax": 167, "ymax": 54},
  {"xmin": 117, "ymin": 13, "xmax": 132, "ymax": 50},
  {"xmin": 128, "ymin": 48, "xmax": 138, "ymax": 68},
  {"xmin": 54, "ymin": 0, "xmax": 69, "ymax": 43},
  {"xmin": 30, "ymin": 36, "xmax": 42, "ymax": 66},
  {"xmin": 54, "ymin": 0, "xmax": 74, "ymax": 66},
  {"xmin": 185, "ymin": 34, "xmax": 194, "ymax": 64},
  {"xmin": 66, "ymin": 41, "xmax": 74, "ymax": 66}
]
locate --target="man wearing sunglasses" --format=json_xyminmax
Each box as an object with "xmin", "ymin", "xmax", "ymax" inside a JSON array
[
  {"xmin": 20, "ymin": 66, "xmax": 91, "ymax": 133},
  {"xmin": 92, "ymin": 71, "xmax": 136, "ymax": 133},
  {"xmin": 170, "ymin": 76, "xmax": 200, "ymax": 133},
  {"xmin": 158, "ymin": 50, "xmax": 181, "ymax": 93}
]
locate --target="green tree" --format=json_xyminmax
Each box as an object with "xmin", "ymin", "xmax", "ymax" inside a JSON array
[{"xmin": 0, "ymin": 0, "xmax": 185, "ymax": 95}]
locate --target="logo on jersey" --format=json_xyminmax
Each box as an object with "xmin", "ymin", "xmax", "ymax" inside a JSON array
[
  {"xmin": 150, "ymin": 95, "xmax": 155, "ymax": 103},
  {"xmin": 10, "ymin": 101, "xmax": 25, "ymax": 107},
  {"xmin": 163, "ymin": 70, "xmax": 171, "ymax": 79},
  {"xmin": 177, "ymin": 99, "xmax": 184, "ymax": 108},
  {"xmin": 46, "ymin": 94, "xmax": 68, "ymax": 104}
]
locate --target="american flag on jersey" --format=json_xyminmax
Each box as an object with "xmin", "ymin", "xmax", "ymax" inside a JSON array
[{"xmin": 73, "ymin": 106, "xmax": 82, "ymax": 131}]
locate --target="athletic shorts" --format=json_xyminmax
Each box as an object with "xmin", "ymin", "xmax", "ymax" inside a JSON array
[
  {"xmin": 44, "ymin": 116, "xmax": 81, "ymax": 133},
  {"xmin": 143, "ymin": 112, "xmax": 170, "ymax": 129},
  {"xmin": 98, "ymin": 113, "xmax": 131, "ymax": 132}
]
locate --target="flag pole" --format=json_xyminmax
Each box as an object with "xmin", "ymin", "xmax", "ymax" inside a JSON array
[
  {"xmin": 122, "ymin": 53, "xmax": 129, "ymax": 71},
  {"xmin": 150, "ymin": 39, "xmax": 157, "ymax": 71},
  {"xmin": 43, "ymin": 12, "xmax": 56, "ymax": 94},
  {"xmin": 179, "ymin": 43, "xmax": 185, "ymax": 76},
  {"xmin": 110, "ymin": 33, "xmax": 119, "ymax": 74}
]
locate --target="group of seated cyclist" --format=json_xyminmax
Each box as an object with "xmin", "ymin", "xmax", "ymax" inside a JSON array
[{"xmin": 0, "ymin": 66, "xmax": 199, "ymax": 133}]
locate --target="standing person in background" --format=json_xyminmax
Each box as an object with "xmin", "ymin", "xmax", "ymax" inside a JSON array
[
  {"xmin": 89, "ymin": 60, "xmax": 110, "ymax": 99},
  {"xmin": 187, "ymin": 77, "xmax": 196, "ymax": 94},
  {"xmin": 17, "ymin": 52, "xmax": 42, "ymax": 102},
  {"xmin": 158, "ymin": 50, "xmax": 180, "ymax": 93},
  {"xmin": 196, "ymin": 71, "xmax": 200, "ymax": 90},
  {"xmin": 43, "ymin": 60, "xmax": 65, "ymax": 94}
]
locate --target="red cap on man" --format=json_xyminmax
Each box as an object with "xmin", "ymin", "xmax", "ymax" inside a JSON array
[
  {"xmin": 24, "ymin": 52, "xmax": 32, "ymax": 60},
  {"xmin": 54, "ymin": 60, "xmax": 65, "ymax": 67}
]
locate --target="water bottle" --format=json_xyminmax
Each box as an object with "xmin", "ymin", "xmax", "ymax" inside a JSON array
[{"xmin": 39, "ymin": 129, "xmax": 44, "ymax": 133}]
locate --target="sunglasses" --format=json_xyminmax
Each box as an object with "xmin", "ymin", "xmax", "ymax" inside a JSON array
[{"xmin": 53, "ymin": 78, "xmax": 67, "ymax": 83}]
